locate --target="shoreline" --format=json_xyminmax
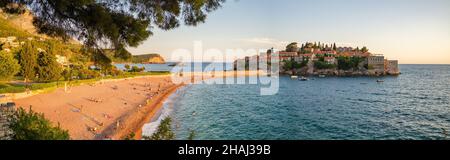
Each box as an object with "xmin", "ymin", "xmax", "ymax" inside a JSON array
[
  {"xmin": 131, "ymin": 70, "xmax": 265, "ymax": 139},
  {"xmin": 114, "ymin": 83, "xmax": 184, "ymax": 140},
  {"xmin": 13, "ymin": 75, "xmax": 178, "ymax": 140},
  {"xmin": 11, "ymin": 70, "xmax": 262, "ymax": 140}
]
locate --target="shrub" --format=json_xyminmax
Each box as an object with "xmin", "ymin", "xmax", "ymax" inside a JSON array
[
  {"xmin": 143, "ymin": 117, "xmax": 175, "ymax": 140},
  {"xmin": 129, "ymin": 66, "xmax": 146, "ymax": 72},
  {"xmin": 108, "ymin": 65, "xmax": 123, "ymax": 76},
  {"xmin": 78, "ymin": 68, "xmax": 101, "ymax": 80},
  {"xmin": 8, "ymin": 107, "xmax": 70, "ymax": 140},
  {"xmin": 0, "ymin": 51, "xmax": 20, "ymax": 81},
  {"xmin": 124, "ymin": 64, "xmax": 131, "ymax": 70},
  {"xmin": 188, "ymin": 130, "xmax": 196, "ymax": 140},
  {"xmin": 282, "ymin": 59, "xmax": 305, "ymax": 71}
]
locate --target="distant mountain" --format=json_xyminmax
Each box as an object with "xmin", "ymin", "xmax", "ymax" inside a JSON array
[{"xmin": 132, "ymin": 54, "xmax": 165, "ymax": 64}]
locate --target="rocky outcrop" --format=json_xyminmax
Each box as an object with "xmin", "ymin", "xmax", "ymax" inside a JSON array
[{"xmin": 132, "ymin": 54, "xmax": 166, "ymax": 64}]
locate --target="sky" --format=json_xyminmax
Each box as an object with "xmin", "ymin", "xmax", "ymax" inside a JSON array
[{"xmin": 127, "ymin": 0, "xmax": 450, "ymax": 64}]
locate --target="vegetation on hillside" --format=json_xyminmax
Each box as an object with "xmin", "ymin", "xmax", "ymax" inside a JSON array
[
  {"xmin": 314, "ymin": 56, "xmax": 336, "ymax": 69},
  {"xmin": 283, "ymin": 59, "xmax": 307, "ymax": 71},
  {"xmin": 337, "ymin": 56, "xmax": 364, "ymax": 70},
  {"xmin": 0, "ymin": 0, "xmax": 225, "ymax": 66},
  {"xmin": 16, "ymin": 40, "xmax": 37, "ymax": 82},
  {"xmin": 0, "ymin": 50, "xmax": 20, "ymax": 81},
  {"xmin": 0, "ymin": 16, "xmax": 33, "ymax": 38}
]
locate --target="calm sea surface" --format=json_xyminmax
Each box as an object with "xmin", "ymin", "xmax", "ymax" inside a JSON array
[{"xmin": 156, "ymin": 64, "xmax": 450, "ymax": 140}]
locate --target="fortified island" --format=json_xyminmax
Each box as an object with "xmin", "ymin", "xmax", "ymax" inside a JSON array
[{"xmin": 235, "ymin": 42, "xmax": 400, "ymax": 76}]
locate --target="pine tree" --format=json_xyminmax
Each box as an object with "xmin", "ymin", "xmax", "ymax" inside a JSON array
[
  {"xmin": 36, "ymin": 43, "xmax": 62, "ymax": 82},
  {"xmin": 17, "ymin": 41, "xmax": 37, "ymax": 82},
  {"xmin": 333, "ymin": 43, "xmax": 337, "ymax": 51}
]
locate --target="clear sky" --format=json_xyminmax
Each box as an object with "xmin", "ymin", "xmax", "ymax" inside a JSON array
[{"xmin": 128, "ymin": 0, "xmax": 450, "ymax": 64}]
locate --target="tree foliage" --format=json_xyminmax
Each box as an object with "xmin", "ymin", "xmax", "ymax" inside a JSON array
[
  {"xmin": 144, "ymin": 117, "xmax": 175, "ymax": 140},
  {"xmin": 361, "ymin": 46, "xmax": 369, "ymax": 53},
  {"xmin": 36, "ymin": 49, "xmax": 62, "ymax": 82},
  {"xmin": 8, "ymin": 107, "xmax": 70, "ymax": 140},
  {"xmin": 314, "ymin": 61, "xmax": 335, "ymax": 69},
  {"xmin": 337, "ymin": 56, "xmax": 364, "ymax": 70},
  {"xmin": 285, "ymin": 42, "xmax": 299, "ymax": 52},
  {"xmin": 1, "ymin": 0, "xmax": 225, "ymax": 63},
  {"xmin": 283, "ymin": 59, "xmax": 305, "ymax": 71},
  {"xmin": 16, "ymin": 41, "xmax": 37, "ymax": 82},
  {"xmin": 0, "ymin": 51, "xmax": 20, "ymax": 81}
]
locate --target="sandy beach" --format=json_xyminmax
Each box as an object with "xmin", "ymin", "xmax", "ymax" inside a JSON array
[
  {"xmin": 12, "ymin": 70, "xmax": 265, "ymax": 140},
  {"xmin": 13, "ymin": 75, "xmax": 179, "ymax": 140}
]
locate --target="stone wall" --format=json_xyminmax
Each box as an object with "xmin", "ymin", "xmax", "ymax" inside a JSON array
[{"xmin": 0, "ymin": 103, "xmax": 15, "ymax": 140}]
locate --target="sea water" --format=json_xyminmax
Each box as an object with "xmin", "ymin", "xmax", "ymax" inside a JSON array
[{"xmin": 163, "ymin": 65, "xmax": 450, "ymax": 140}]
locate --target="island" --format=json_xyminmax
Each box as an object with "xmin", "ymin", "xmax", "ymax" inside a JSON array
[{"xmin": 234, "ymin": 42, "xmax": 400, "ymax": 76}]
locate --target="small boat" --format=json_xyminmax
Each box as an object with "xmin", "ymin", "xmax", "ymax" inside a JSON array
[
  {"xmin": 168, "ymin": 62, "xmax": 181, "ymax": 67},
  {"xmin": 291, "ymin": 75, "xmax": 298, "ymax": 79},
  {"xmin": 376, "ymin": 80, "xmax": 384, "ymax": 83},
  {"xmin": 299, "ymin": 77, "xmax": 309, "ymax": 81},
  {"xmin": 319, "ymin": 75, "xmax": 326, "ymax": 78}
]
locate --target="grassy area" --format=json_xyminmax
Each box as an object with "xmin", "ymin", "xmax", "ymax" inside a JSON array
[{"xmin": 0, "ymin": 71, "xmax": 170, "ymax": 94}]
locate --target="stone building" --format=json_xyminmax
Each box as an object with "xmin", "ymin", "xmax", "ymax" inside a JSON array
[{"xmin": 368, "ymin": 54, "xmax": 385, "ymax": 75}]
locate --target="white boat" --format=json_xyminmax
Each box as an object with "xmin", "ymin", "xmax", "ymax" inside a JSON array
[
  {"xmin": 319, "ymin": 75, "xmax": 326, "ymax": 78},
  {"xmin": 291, "ymin": 76, "xmax": 298, "ymax": 79},
  {"xmin": 299, "ymin": 77, "xmax": 309, "ymax": 81}
]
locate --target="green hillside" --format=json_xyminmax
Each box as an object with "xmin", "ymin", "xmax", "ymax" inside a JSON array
[{"xmin": 0, "ymin": 16, "xmax": 34, "ymax": 39}]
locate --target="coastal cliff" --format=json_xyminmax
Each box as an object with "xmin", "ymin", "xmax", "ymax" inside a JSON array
[{"xmin": 132, "ymin": 54, "xmax": 166, "ymax": 64}]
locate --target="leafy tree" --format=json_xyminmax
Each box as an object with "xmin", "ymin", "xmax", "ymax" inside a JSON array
[
  {"xmin": 36, "ymin": 50, "xmax": 62, "ymax": 82},
  {"xmin": 314, "ymin": 61, "xmax": 335, "ymax": 69},
  {"xmin": 129, "ymin": 66, "xmax": 145, "ymax": 72},
  {"xmin": 1, "ymin": 0, "xmax": 225, "ymax": 64},
  {"xmin": 0, "ymin": 50, "xmax": 21, "ymax": 81},
  {"xmin": 124, "ymin": 64, "xmax": 131, "ymax": 71},
  {"xmin": 337, "ymin": 56, "xmax": 364, "ymax": 70},
  {"xmin": 16, "ymin": 41, "xmax": 37, "ymax": 82},
  {"xmin": 285, "ymin": 42, "xmax": 299, "ymax": 52},
  {"xmin": 8, "ymin": 107, "xmax": 70, "ymax": 140},
  {"xmin": 283, "ymin": 59, "xmax": 304, "ymax": 71},
  {"xmin": 361, "ymin": 46, "xmax": 369, "ymax": 53}
]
